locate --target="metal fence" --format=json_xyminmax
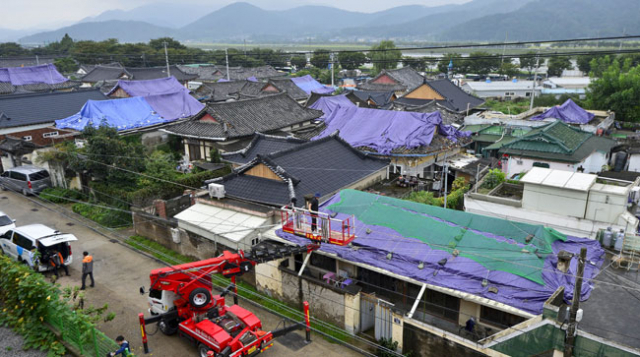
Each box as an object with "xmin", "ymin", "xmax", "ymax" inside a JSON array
[{"xmin": 46, "ymin": 306, "xmax": 120, "ymax": 357}]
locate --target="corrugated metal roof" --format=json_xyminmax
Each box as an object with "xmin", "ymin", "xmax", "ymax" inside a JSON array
[
  {"xmin": 175, "ymin": 203, "xmax": 267, "ymax": 243},
  {"xmin": 520, "ymin": 167, "xmax": 596, "ymax": 191}
]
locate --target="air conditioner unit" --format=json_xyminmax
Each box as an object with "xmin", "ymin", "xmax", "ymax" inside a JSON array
[
  {"xmin": 171, "ymin": 228, "xmax": 181, "ymax": 244},
  {"xmin": 208, "ymin": 183, "xmax": 226, "ymax": 199}
]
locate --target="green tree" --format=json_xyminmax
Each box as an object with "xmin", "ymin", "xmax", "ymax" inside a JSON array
[
  {"xmin": 339, "ymin": 51, "xmax": 367, "ymax": 70},
  {"xmin": 546, "ymin": 56, "xmax": 572, "ymax": 77},
  {"xmin": 53, "ymin": 57, "xmax": 78, "ymax": 73},
  {"xmin": 499, "ymin": 61, "xmax": 519, "ymax": 78},
  {"xmin": 290, "ymin": 55, "xmax": 307, "ymax": 69},
  {"xmin": 438, "ymin": 53, "xmax": 464, "ymax": 74},
  {"xmin": 148, "ymin": 37, "xmax": 186, "ymax": 51},
  {"xmin": 402, "ymin": 56, "xmax": 428, "ymax": 71},
  {"xmin": 576, "ymin": 54, "xmax": 597, "ymax": 73},
  {"xmin": 310, "ymin": 49, "xmax": 331, "ymax": 69},
  {"xmin": 370, "ymin": 40, "xmax": 402, "ymax": 75},
  {"xmin": 467, "ymin": 51, "xmax": 501, "ymax": 75},
  {"xmin": 0, "ymin": 42, "xmax": 28, "ymax": 56},
  {"xmin": 586, "ymin": 58, "xmax": 640, "ymax": 122},
  {"xmin": 519, "ymin": 52, "xmax": 538, "ymax": 76}
]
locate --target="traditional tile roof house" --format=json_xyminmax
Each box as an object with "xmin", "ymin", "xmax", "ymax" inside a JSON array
[
  {"xmin": 498, "ymin": 121, "xmax": 617, "ymax": 175},
  {"xmin": 0, "ymin": 63, "xmax": 80, "ymax": 95},
  {"xmin": 348, "ymin": 90, "xmax": 397, "ymax": 108},
  {"xmin": 394, "ymin": 79, "xmax": 485, "ymax": 114},
  {"xmin": 262, "ymin": 78, "xmax": 309, "ymax": 102},
  {"xmin": 213, "ymin": 65, "xmax": 287, "ymax": 82},
  {"xmin": 357, "ymin": 67, "xmax": 425, "ymax": 95},
  {"xmin": 389, "ymin": 100, "xmax": 464, "ymax": 125},
  {"xmin": 106, "ymin": 76, "xmax": 188, "ymax": 98},
  {"xmin": 81, "ymin": 65, "xmax": 196, "ymax": 86},
  {"xmin": 207, "ymin": 133, "xmax": 389, "ymax": 207},
  {"xmin": 177, "ymin": 65, "xmax": 220, "ymax": 82},
  {"xmin": 161, "ymin": 92, "xmax": 323, "ymax": 161},
  {"xmin": 0, "ymin": 57, "xmax": 57, "ymax": 68},
  {"xmin": 0, "ymin": 90, "xmax": 107, "ymax": 136},
  {"xmin": 221, "ymin": 133, "xmax": 306, "ymax": 166},
  {"xmin": 196, "ymin": 81, "xmax": 249, "ymax": 102}
]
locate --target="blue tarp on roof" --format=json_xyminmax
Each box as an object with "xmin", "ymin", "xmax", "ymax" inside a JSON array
[
  {"xmin": 0, "ymin": 64, "xmax": 67, "ymax": 85},
  {"xmin": 144, "ymin": 90, "xmax": 205, "ymax": 121},
  {"xmin": 55, "ymin": 97, "xmax": 168, "ymax": 131},
  {"xmin": 291, "ymin": 75, "xmax": 335, "ymax": 95},
  {"xmin": 313, "ymin": 104, "xmax": 470, "ymax": 154},
  {"xmin": 531, "ymin": 99, "xmax": 595, "ymax": 124},
  {"xmin": 106, "ymin": 76, "xmax": 186, "ymax": 96}
]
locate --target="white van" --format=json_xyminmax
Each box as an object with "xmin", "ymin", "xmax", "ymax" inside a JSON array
[{"xmin": 0, "ymin": 224, "xmax": 77, "ymax": 271}]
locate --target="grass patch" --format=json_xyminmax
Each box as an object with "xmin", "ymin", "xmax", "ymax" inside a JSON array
[
  {"xmin": 72, "ymin": 202, "xmax": 132, "ymax": 228},
  {"xmin": 40, "ymin": 187, "xmax": 85, "ymax": 204},
  {"xmin": 126, "ymin": 235, "xmax": 195, "ymax": 264}
]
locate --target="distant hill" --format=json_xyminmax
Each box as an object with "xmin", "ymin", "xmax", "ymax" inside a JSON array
[
  {"xmin": 19, "ymin": 20, "xmax": 175, "ymax": 44},
  {"xmin": 78, "ymin": 3, "xmax": 217, "ymax": 29},
  {"xmin": 17, "ymin": 0, "xmax": 638, "ymax": 44},
  {"xmin": 439, "ymin": 0, "xmax": 640, "ymax": 41}
]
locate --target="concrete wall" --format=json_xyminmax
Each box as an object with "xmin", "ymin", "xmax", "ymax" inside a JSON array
[
  {"xmin": 522, "ymin": 183, "xmax": 588, "ymax": 218},
  {"xmin": 403, "ymin": 321, "xmax": 486, "ymax": 357},
  {"xmin": 505, "ymin": 151, "xmax": 606, "ymax": 177},
  {"xmin": 585, "ymin": 190, "xmax": 628, "ymax": 223},
  {"xmin": 628, "ymin": 154, "xmax": 640, "ymax": 172}
]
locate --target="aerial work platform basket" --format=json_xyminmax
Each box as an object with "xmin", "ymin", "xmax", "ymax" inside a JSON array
[{"xmin": 280, "ymin": 206, "xmax": 356, "ymax": 246}]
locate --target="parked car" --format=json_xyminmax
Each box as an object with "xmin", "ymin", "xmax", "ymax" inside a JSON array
[
  {"xmin": 0, "ymin": 211, "xmax": 16, "ymax": 236},
  {"xmin": 0, "ymin": 224, "xmax": 77, "ymax": 272},
  {"xmin": 0, "ymin": 166, "xmax": 51, "ymax": 195}
]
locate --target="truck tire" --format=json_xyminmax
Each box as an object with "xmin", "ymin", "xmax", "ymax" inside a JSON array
[
  {"xmin": 198, "ymin": 343, "xmax": 213, "ymax": 357},
  {"xmin": 189, "ymin": 288, "xmax": 211, "ymax": 308},
  {"xmin": 159, "ymin": 319, "xmax": 179, "ymax": 335}
]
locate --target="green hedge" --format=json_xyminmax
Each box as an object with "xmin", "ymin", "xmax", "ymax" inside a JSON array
[
  {"xmin": 72, "ymin": 202, "xmax": 132, "ymax": 228},
  {"xmin": 40, "ymin": 187, "xmax": 86, "ymax": 204}
]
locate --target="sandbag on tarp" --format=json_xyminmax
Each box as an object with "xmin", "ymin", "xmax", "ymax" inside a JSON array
[
  {"xmin": 313, "ymin": 104, "xmax": 470, "ymax": 154},
  {"xmin": 0, "ymin": 64, "xmax": 67, "ymax": 85},
  {"xmin": 55, "ymin": 97, "xmax": 167, "ymax": 131},
  {"xmin": 106, "ymin": 76, "xmax": 187, "ymax": 97},
  {"xmin": 291, "ymin": 75, "xmax": 335, "ymax": 95},
  {"xmin": 531, "ymin": 99, "xmax": 595, "ymax": 124}
]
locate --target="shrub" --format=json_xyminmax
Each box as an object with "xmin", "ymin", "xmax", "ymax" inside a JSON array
[
  {"xmin": 482, "ymin": 169, "xmax": 506, "ymax": 190},
  {"xmin": 40, "ymin": 187, "xmax": 85, "ymax": 204},
  {"xmin": 72, "ymin": 202, "xmax": 132, "ymax": 228}
]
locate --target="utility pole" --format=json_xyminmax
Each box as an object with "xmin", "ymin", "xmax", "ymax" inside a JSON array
[
  {"xmin": 330, "ymin": 52, "xmax": 335, "ymax": 87},
  {"xmin": 163, "ymin": 41, "xmax": 171, "ymax": 77},
  {"xmin": 225, "ymin": 48, "xmax": 230, "ymax": 81},
  {"xmin": 475, "ymin": 164, "xmax": 481, "ymax": 193},
  {"xmin": 35, "ymin": 55, "xmax": 39, "ymax": 66},
  {"xmin": 501, "ymin": 31, "xmax": 508, "ymax": 65},
  {"xmin": 529, "ymin": 54, "xmax": 540, "ymax": 111},
  {"xmin": 443, "ymin": 162, "xmax": 449, "ymax": 209},
  {"xmin": 564, "ymin": 247, "xmax": 587, "ymax": 357}
]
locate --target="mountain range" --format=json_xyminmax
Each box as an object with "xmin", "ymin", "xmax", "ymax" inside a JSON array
[{"xmin": 18, "ymin": 0, "xmax": 640, "ymax": 44}]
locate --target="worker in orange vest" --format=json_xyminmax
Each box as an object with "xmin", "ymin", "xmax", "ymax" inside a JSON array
[
  {"xmin": 49, "ymin": 251, "xmax": 69, "ymax": 278},
  {"xmin": 81, "ymin": 251, "xmax": 94, "ymax": 290}
]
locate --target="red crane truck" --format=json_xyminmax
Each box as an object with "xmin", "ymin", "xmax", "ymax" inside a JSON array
[{"xmin": 139, "ymin": 243, "xmax": 318, "ymax": 357}]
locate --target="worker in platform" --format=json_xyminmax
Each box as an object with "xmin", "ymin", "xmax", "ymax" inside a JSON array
[
  {"xmin": 307, "ymin": 192, "xmax": 320, "ymax": 232},
  {"xmin": 81, "ymin": 251, "xmax": 95, "ymax": 290},
  {"xmin": 108, "ymin": 335, "xmax": 133, "ymax": 356}
]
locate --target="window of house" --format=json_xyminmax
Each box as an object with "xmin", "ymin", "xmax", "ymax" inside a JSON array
[
  {"xmin": 188, "ymin": 142, "xmax": 202, "ymax": 161},
  {"xmin": 22, "ymin": 136, "xmax": 32, "ymax": 141},
  {"xmin": 525, "ymin": 92, "xmax": 531, "ymax": 97},
  {"xmin": 309, "ymin": 254, "xmax": 336, "ymax": 273},
  {"xmin": 251, "ymin": 237, "xmax": 261, "ymax": 246},
  {"xmin": 358, "ymin": 268, "xmax": 400, "ymax": 298},
  {"xmin": 423, "ymin": 289, "xmax": 460, "ymax": 322},
  {"xmin": 480, "ymin": 306, "xmax": 525, "ymax": 328},
  {"xmin": 43, "ymin": 131, "xmax": 59, "ymax": 138},
  {"xmin": 532, "ymin": 162, "xmax": 550, "ymax": 168}
]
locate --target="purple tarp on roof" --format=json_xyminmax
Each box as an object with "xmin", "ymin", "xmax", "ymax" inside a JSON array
[
  {"xmin": 247, "ymin": 76, "xmax": 258, "ymax": 82},
  {"xmin": 144, "ymin": 90, "xmax": 205, "ymax": 120},
  {"xmin": 531, "ymin": 99, "xmax": 595, "ymax": 124},
  {"xmin": 275, "ymin": 190, "xmax": 604, "ymax": 315},
  {"xmin": 312, "ymin": 105, "xmax": 470, "ymax": 154},
  {"xmin": 308, "ymin": 94, "xmax": 355, "ymax": 119},
  {"xmin": 0, "ymin": 64, "xmax": 67, "ymax": 85},
  {"xmin": 106, "ymin": 76, "xmax": 186, "ymax": 96},
  {"xmin": 217, "ymin": 78, "xmax": 230, "ymax": 83},
  {"xmin": 291, "ymin": 75, "xmax": 335, "ymax": 95}
]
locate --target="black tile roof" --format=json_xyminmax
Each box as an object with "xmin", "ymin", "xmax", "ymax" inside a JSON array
[
  {"xmin": 162, "ymin": 92, "xmax": 323, "ymax": 141},
  {"xmin": 0, "ymin": 57, "xmax": 57, "ymax": 68},
  {"xmin": 197, "ymin": 81, "xmax": 248, "ymax": 102},
  {"xmin": 0, "ymin": 81, "xmax": 82, "ymax": 96},
  {"xmin": 390, "ymin": 99, "xmax": 464, "ymax": 125},
  {"xmin": 126, "ymin": 65, "xmax": 196, "ymax": 81},
  {"xmin": 0, "ymin": 136, "xmax": 42, "ymax": 154},
  {"xmin": 0, "ymin": 89, "xmax": 107, "ymax": 129},
  {"xmin": 267, "ymin": 79, "xmax": 309, "ymax": 101},
  {"xmin": 350, "ymin": 90, "xmax": 396, "ymax": 108},
  {"xmin": 222, "ymin": 133, "xmax": 306, "ymax": 165},
  {"xmin": 358, "ymin": 67, "xmax": 424, "ymax": 92},
  {"xmin": 81, "ymin": 65, "xmax": 129, "ymax": 83},
  {"xmin": 237, "ymin": 81, "xmax": 268, "ymax": 99},
  {"xmin": 423, "ymin": 79, "xmax": 485, "ymax": 113},
  {"xmin": 209, "ymin": 133, "xmax": 389, "ymax": 206},
  {"xmin": 177, "ymin": 65, "xmax": 220, "ymax": 81},
  {"xmin": 217, "ymin": 66, "xmax": 287, "ymax": 81}
]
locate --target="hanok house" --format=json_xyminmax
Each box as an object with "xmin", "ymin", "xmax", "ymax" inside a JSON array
[
  {"xmin": 80, "ymin": 64, "xmax": 196, "ymax": 90},
  {"xmin": 0, "ymin": 63, "xmax": 81, "ymax": 96},
  {"xmin": 258, "ymin": 189, "xmax": 607, "ymax": 355},
  {"xmin": 221, "ymin": 133, "xmax": 306, "ymax": 167},
  {"xmin": 178, "ymin": 65, "xmax": 286, "ymax": 84},
  {"xmin": 357, "ymin": 67, "xmax": 426, "ymax": 96},
  {"xmin": 0, "ymin": 89, "xmax": 108, "ymax": 171},
  {"xmin": 392, "ymin": 78, "xmax": 485, "ymax": 115},
  {"xmin": 160, "ymin": 92, "xmax": 324, "ymax": 161},
  {"xmin": 308, "ymin": 95, "xmax": 471, "ymax": 182},
  {"xmin": 106, "ymin": 76, "xmax": 189, "ymax": 98},
  {"xmin": 347, "ymin": 90, "xmax": 397, "ymax": 109}
]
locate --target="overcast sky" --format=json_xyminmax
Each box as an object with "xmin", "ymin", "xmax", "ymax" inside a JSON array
[{"xmin": 3, "ymin": 0, "xmax": 468, "ymax": 30}]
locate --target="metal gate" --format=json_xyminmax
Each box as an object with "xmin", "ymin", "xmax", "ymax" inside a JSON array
[{"xmin": 360, "ymin": 293, "xmax": 393, "ymax": 340}]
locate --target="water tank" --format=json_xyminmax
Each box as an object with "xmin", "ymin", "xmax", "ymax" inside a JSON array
[
  {"xmin": 614, "ymin": 229, "xmax": 625, "ymax": 251},
  {"xmin": 602, "ymin": 227, "xmax": 613, "ymax": 248}
]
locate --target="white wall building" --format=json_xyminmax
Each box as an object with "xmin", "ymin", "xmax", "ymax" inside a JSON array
[{"xmin": 462, "ymin": 80, "xmax": 541, "ymax": 100}]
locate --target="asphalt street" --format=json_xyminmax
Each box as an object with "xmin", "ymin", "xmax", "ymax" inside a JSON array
[{"xmin": 0, "ymin": 190, "xmax": 363, "ymax": 357}]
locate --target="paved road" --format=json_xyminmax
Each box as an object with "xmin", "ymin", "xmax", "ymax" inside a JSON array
[{"xmin": 0, "ymin": 191, "xmax": 363, "ymax": 357}]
